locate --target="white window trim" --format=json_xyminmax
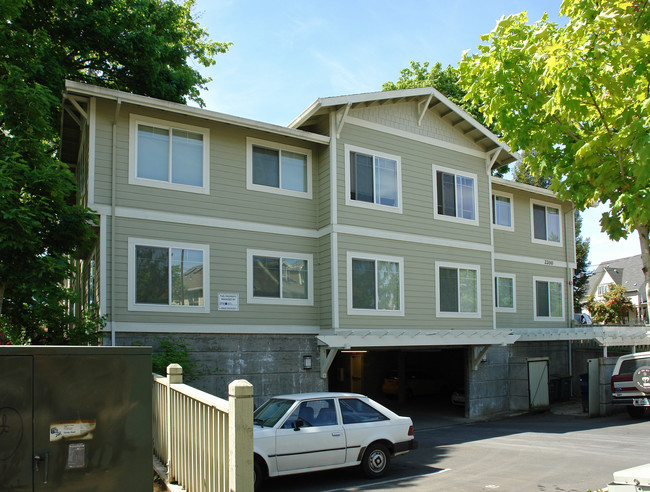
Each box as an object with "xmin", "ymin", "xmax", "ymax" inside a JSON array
[
  {"xmin": 128, "ymin": 237, "xmax": 210, "ymax": 313},
  {"xmin": 247, "ymin": 249, "xmax": 314, "ymax": 306},
  {"xmin": 435, "ymin": 261, "xmax": 481, "ymax": 318},
  {"xmin": 129, "ymin": 114, "xmax": 210, "ymax": 194},
  {"xmin": 344, "ymin": 144, "xmax": 403, "ymax": 214},
  {"xmin": 494, "ymin": 273, "xmax": 517, "ymax": 313},
  {"xmin": 533, "ymin": 276, "xmax": 565, "ymax": 321},
  {"xmin": 492, "ymin": 191, "xmax": 514, "ymax": 231},
  {"xmin": 432, "ymin": 164, "xmax": 479, "ymax": 226},
  {"xmin": 346, "ymin": 252, "xmax": 405, "ymax": 316},
  {"xmin": 530, "ymin": 198, "xmax": 563, "ymax": 247},
  {"xmin": 246, "ymin": 137, "xmax": 313, "ymax": 199}
]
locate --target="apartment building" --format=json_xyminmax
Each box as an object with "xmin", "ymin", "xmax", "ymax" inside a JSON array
[{"xmin": 61, "ymin": 81, "xmax": 585, "ymax": 417}]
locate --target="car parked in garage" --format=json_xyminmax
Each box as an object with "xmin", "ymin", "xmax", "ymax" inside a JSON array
[
  {"xmin": 252, "ymin": 392, "xmax": 418, "ymax": 490},
  {"xmin": 611, "ymin": 351, "xmax": 650, "ymax": 417}
]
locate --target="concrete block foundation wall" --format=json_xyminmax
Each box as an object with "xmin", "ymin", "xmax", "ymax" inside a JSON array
[{"xmin": 115, "ymin": 332, "xmax": 327, "ymax": 406}]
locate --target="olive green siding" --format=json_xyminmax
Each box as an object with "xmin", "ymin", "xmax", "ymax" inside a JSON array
[
  {"xmin": 336, "ymin": 122, "xmax": 491, "ymax": 244},
  {"xmin": 110, "ymin": 216, "xmax": 320, "ymax": 326},
  {"xmin": 92, "ymin": 101, "xmax": 323, "ymax": 231},
  {"xmin": 336, "ymin": 235, "xmax": 494, "ymax": 331},
  {"xmin": 492, "ymin": 182, "xmax": 575, "ymax": 264},
  {"xmin": 84, "ymin": 91, "xmax": 578, "ymax": 337}
]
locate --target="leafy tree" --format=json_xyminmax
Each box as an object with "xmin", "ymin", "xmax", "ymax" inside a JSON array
[
  {"xmin": 0, "ymin": 0, "xmax": 229, "ymax": 344},
  {"xmin": 585, "ymin": 284, "xmax": 634, "ymax": 325},
  {"xmin": 573, "ymin": 212, "xmax": 591, "ymax": 312},
  {"xmin": 459, "ymin": 0, "xmax": 650, "ymax": 309}
]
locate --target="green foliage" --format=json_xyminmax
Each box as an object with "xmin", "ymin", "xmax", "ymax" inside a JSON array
[
  {"xmin": 459, "ymin": 0, "xmax": 650, "ymax": 282},
  {"xmin": 0, "ymin": 0, "xmax": 229, "ymax": 344},
  {"xmin": 573, "ymin": 212, "xmax": 591, "ymax": 311},
  {"xmin": 139, "ymin": 336, "xmax": 214, "ymax": 383},
  {"xmin": 585, "ymin": 284, "xmax": 634, "ymax": 324}
]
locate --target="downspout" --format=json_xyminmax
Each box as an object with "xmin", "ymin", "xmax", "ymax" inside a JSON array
[{"xmin": 111, "ymin": 98, "xmax": 122, "ymax": 346}]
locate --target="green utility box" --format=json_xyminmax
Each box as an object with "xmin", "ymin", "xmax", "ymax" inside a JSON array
[{"xmin": 0, "ymin": 346, "xmax": 152, "ymax": 491}]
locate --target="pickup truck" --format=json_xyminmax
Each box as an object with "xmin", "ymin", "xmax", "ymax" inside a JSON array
[{"xmin": 610, "ymin": 351, "xmax": 650, "ymax": 418}]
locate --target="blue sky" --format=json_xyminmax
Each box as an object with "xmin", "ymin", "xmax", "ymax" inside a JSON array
[{"xmin": 191, "ymin": 0, "xmax": 641, "ymax": 268}]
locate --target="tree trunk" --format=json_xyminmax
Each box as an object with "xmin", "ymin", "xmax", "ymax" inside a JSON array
[{"xmin": 637, "ymin": 223, "xmax": 650, "ymax": 323}]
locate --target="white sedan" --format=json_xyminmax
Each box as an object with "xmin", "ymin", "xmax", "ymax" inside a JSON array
[{"xmin": 253, "ymin": 392, "xmax": 418, "ymax": 490}]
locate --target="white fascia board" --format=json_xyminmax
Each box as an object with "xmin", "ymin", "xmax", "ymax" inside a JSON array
[
  {"xmin": 491, "ymin": 176, "xmax": 568, "ymax": 201},
  {"xmin": 317, "ymin": 329, "xmax": 519, "ymax": 348},
  {"xmin": 64, "ymin": 80, "xmax": 330, "ymax": 145},
  {"xmin": 289, "ymin": 87, "xmax": 517, "ymax": 164}
]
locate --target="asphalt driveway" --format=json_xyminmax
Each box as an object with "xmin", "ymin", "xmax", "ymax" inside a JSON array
[{"xmin": 261, "ymin": 400, "xmax": 650, "ymax": 491}]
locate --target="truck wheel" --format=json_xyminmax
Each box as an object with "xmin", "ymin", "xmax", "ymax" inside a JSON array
[
  {"xmin": 361, "ymin": 442, "xmax": 391, "ymax": 478},
  {"xmin": 626, "ymin": 405, "xmax": 645, "ymax": 418}
]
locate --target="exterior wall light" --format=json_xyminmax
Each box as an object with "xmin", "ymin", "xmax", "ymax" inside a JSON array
[{"xmin": 303, "ymin": 355, "xmax": 312, "ymax": 370}]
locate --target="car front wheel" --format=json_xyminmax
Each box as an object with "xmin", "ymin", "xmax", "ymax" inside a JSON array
[{"xmin": 361, "ymin": 442, "xmax": 391, "ymax": 478}]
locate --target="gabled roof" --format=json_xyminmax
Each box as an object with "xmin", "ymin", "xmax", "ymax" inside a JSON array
[
  {"xmin": 587, "ymin": 254, "xmax": 647, "ymax": 300},
  {"xmin": 63, "ymin": 80, "xmax": 330, "ymax": 145},
  {"xmin": 288, "ymin": 87, "xmax": 519, "ymax": 169}
]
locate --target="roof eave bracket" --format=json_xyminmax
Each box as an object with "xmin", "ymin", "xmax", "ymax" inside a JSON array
[
  {"xmin": 336, "ymin": 103, "xmax": 352, "ymax": 139},
  {"xmin": 418, "ymin": 94, "xmax": 434, "ymax": 126}
]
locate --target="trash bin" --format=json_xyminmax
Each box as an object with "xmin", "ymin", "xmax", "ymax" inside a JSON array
[
  {"xmin": 559, "ymin": 376, "xmax": 572, "ymax": 401},
  {"xmin": 579, "ymin": 373, "xmax": 588, "ymax": 412},
  {"xmin": 549, "ymin": 377, "xmax": 560, "ymax": 403}
]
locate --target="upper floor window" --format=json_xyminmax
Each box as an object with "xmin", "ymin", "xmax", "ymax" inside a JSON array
[
  {"xmin": 533, "ymin": 277, "xmax": 564, "ymax": 321},
  {"xmin": 347, "ymin": 252, "xmax": 404, "ymax": 315},
  {"xmin": 436, "ymin": 261, "xmax": 481, "ymax": 318},
  {"xmin": 128, "ymin": 238, "xmax": 209, "ymax": 313},
  {"xmin": 492, "ymin": 192, "xmax": 513, "ymax": 230},
  {"xmin": 246, "ymin": 138, "xmax": 312, "ymax": 198},
  {"xmin": 433, "ymin": 165, "xmax": 478, "ymax": 225},
  {"xmin": 597, "ymin": 284, "xmax": 609, "ymax": 296},
  {"xmin": 495, "ymin": 273, "xmax": 516, "ymax": 312},
  {"xmin": 247, "ymin": 249, "xmax": 313, "ymax": 305},
  {"xmin": 129, "ymin": 115, "xmax": 209, "ymax": 194},
  {"xmin": 345, "ymin": 145, "xmax": 402, "ymax": 213},
  {"xmin": 531, "ymin": 200, "xmax": 562, "ymax": 245}
]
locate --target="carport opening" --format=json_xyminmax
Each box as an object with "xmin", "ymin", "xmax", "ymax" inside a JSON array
[{"xmin": 327, "ymin": 347, "xmax": 466, "ymax": 414}]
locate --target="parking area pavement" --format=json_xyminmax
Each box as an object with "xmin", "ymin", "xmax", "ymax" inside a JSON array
[{"xmin": 261, "ymin": 399, "xmax": 650, "ymax": 492}]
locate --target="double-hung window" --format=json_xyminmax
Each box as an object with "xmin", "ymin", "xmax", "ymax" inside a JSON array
[
  {"xmin": 347, "ymin": 253, "xmax": 404, "ymax": 315},
  {"xmin": 533, "ymin": 277, "xmax": 564, "ymax": 321},
  {"xmin": 128, "ymin": 238, "xmax": 209, "ymax": 312},
  {"xmin": 345, "ymin": 145, "xmax": 402, "ymax": 213},
  {"xmin": 531, "ymin": 200, "xmax": 562, "ymax": 245},
  {"xmin": 247, "ymin": 249, "xmax": 313, "ymax": 305},
  {"xmin": 246, "ymin": 138, "xmax": 312, "ymax": 198},
  {"xmin": 129, "ymin": 115, "xmax": 209, "ymax": 194},
  {"xmin": 433, "ymin": 165, "xmax": 478, "ymax": 225},
  {"xmin": 492, "ymin": 192, "xmax": 513, "ymax": 230},
  {"xmin": 495, "ymin": 273, "xmax": 516, "ymax": 312},
  {"xmin": 436, "ymin": 262, "xmax": 481, "ymax": 318}
]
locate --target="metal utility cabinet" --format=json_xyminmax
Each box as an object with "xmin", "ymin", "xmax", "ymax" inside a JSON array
[{"xmin": 0, "ymin": 346, "xmax": 152, "ymax": 491}]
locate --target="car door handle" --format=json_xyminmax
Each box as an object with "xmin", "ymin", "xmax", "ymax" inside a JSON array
[{"xmin": 332, "ymin": 432, "xmax": 341, "ymax": 437}]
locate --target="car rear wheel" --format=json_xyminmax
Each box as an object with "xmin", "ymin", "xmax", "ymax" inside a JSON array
[
  {"xmin": 361, "ymin": 442, "xmax": 391, "ymax": 478},
  {"xmin": 254, "ymin": 456, "xmax": 266, "ymax": 491},
  {"xmin": 626, "ymin": 405, "xmax": 646, "ymax": 418}
]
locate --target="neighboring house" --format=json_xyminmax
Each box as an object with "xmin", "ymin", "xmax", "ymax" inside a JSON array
[
  {"xmin": 586, "ymin": 255, "xmax": 648, "ymax": 324},
  {"xmin": 60, "ymin": 81, "xmax": 646, "ymax": 418}
]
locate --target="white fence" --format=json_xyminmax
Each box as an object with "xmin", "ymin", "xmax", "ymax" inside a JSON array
[{"xmin": 153, "ymin": 364, "xmax": 254, "ymax": 491}]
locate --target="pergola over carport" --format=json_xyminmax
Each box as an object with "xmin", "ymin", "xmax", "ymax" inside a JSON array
[{"xmin": 317, "ymin": 329, "xmax": 521, "ymax": 380}]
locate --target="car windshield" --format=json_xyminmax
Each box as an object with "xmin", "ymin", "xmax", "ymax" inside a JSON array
[{"xmin": 254, "ymin": 398, "xmax": 294, "ymax": 428}]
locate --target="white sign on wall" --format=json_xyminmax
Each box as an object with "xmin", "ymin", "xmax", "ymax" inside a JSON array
[{"xmin": 218, "ymin": 293, "xmax": 239, "ymax": 311}]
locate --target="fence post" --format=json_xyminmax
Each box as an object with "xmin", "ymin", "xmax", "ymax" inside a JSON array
[
  {"xmin": 228, "ymin": 379, "xmax": 254, "ymax": 492},
  {"xmin": 166, "ymin": 364, "xmax": 183, "ymax": 481}
]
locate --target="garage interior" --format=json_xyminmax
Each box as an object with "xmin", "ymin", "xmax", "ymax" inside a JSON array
[{"xmin": 327, "ymin": 347, "xmax": 466, "ymax": 415}]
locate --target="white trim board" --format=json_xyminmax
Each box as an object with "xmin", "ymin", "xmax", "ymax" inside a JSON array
[{"xmin": 107, "ymin": 322, "xmax": 321, "ymax": 335}]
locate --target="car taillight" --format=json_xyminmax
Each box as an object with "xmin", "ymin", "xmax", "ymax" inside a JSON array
[{"xmin": 408, "ymin": 425, "xmax": 414, "ymax": 436}]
